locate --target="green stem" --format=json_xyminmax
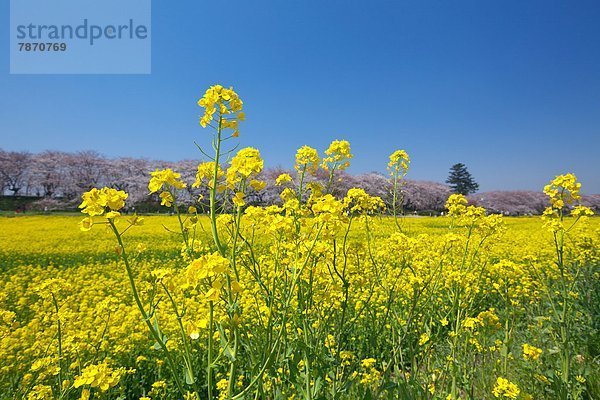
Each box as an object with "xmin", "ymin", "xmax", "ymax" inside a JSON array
[
  {"xmin": 162, "ymin": 283, "xmax": 199, "ymax": 394},
  {"xmin": 325, "ymin": 165, "xmax": 337, "ymax": 194},
  {"xmin": 210, "ymin": 117, "xmax": 225, "ymax": 256},
  {"xmin": 172, "ymin": 195, "xmax": 191, "ymax": 254},
  {"xmin": 208, "ymin": 301, "xmax": 214, "ymax": 399},
  {"xmin": 230, "ymin": 224, "xmax": 325, "ymax": 400},
  {"xmin": 51, "ymin": 293, "xmax": 63, "ymax": 395},
  {"xmin": 227, "ymin": 204, "xmax": 244, "ymax": 398},
  {"xmin": 297, "ymin": 165, "xmax": 307, "ymax": 203},
  {"xmin": 392, "ymin": 173, "xmax": 402, "ymax": 230},
  {"xmin": 108, "ymin": 221, "xmax": 186, "ymax": 395}
]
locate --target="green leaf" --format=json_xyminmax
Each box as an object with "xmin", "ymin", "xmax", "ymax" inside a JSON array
[
  {"xmin": 184, "ymin": 367, "xmax": 196, "ymax": 385},
  {"xmin": 217, "ymin": 324, "xmax": 236, "ymax": 361}
]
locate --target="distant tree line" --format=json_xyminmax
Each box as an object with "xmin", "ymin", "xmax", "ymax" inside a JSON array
[{"xmin": 0, "ymin": 149, "xmax": 598, "ymax": 215}]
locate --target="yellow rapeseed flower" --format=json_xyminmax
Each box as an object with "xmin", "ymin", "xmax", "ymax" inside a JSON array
[
  {"xmin": 322, "ymin": 140, "xmax": 352, "ymax": 171},
  {"xmin": 197, "ymin": 84, "xmax": 243, "ymax": 136},
  {"xmin": 388, "ymin": 149, "xmax": 410, "ymax": 176},
  {"xmin": 74, "ymin": 362, "xmax": 124, "ymax": 392},
  {"xmin": 492, "ymin": 377, "xmax": 520, "ymax": 399},
  {"xmin": 148, "ymin": 168, "xmax": 186, "ymax": 193},
  {"xmin": 295, "ymin": 146, "xmax": 320, "ymax": 174},
  {"xmin": 522, "ymin": 344, "xmax": 542, "ymax": 361}
]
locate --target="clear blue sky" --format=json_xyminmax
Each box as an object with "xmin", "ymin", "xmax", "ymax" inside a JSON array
[{"xmin": 1, "ymin": 0, "xmax": 599, "ymax": 193}]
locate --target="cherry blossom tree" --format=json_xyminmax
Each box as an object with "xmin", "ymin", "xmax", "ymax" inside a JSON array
[
  {"xmin": 30, "ymin": 151, "xmax": 69, "ymax": 197},
  {"xmin": 0, "ymin": 150, "xmax": 32, "ymax": 196},
  {"xmin": 105, "ymin": 157, "xmax": 153, "ymax": 205},
  {"xmin": 469, "ymin": 191, "xmax": 547, "ymax": 215},
  {"xmin": 63, "ymin": 151, "xmax": 108, "ymax": 199},
  {"xmin": 581, "ymin": 194, "xmax": 600, "ymax": 213},
  {"xmin": 403, "ymin": 180, "xmax": 452, "ymax": 212}
]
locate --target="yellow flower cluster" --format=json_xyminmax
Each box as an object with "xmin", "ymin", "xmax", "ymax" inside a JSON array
[
  {"xmin": 486, "ymin": 261, "xmax": 538, "ymax": 308},
  {"xmin": 388, "ymin": 149, "xmax": 410, "ymax": 176},
  {"xmin": 198, "ymin": 85, "xmax": 244, "ymax": 136},
  {"xmin": 543, "ymin": 173, "xmax": 582, "ymax": 209},
  {"xmin": 445, "ymin": 193, "xmax": 469, "ymax": 216},
  {"xmin": 295, "ymin": 145, "xmax": 320, "ymax": 174},
  {"xmin": 79, "ymin": 187, "xmax": 128, "ymax": 217},
  {"xmin": 26, "ymin": 385, "xmax": 53, "ymax": 400},
  {"xmin": 186, "ymin": 251, "xmax": 230, "ymax": 282},
  {"xmin": 148, "ymin": 168, "xmax": 186, "ymax": 193},
  {"xmin": 311, "ymin": 194, "xmax": 345, "ymax": 220},
  {"xmin": 357, "ymin": 358, "xmax": 381, "ymax": 386},
  {"xmin": 185, "ymin": 252, "xmax": 241, "ymax": 301},
  {"xmin": 322, "ymin": 140, "xmax": 352, "ymax": 171},
  {"xmin": 542, "ymin": 173, "xmax": 594, "ymax": 232},
  {"xmin": 147, "ymin": 168, "xmax": 187, "ymax": 208},
  {"xmin": 344, "ymin": 188, "xmax": 385, "ymax": 214},
  {"xmin": 445, "ymin": 193, "xmax": 504, "ymax": 235},
  {"xmin": 275, "ymin": 173, "xmax": 293, "ymax": 186},
  {"xmin": 78, "ymin": 187, "xmax": 129, "ymax": 231},
  {"xmin": 73, "ymin": 362, "xmax": 124, "ymax": 392},
  {"xmin": 522, "ymin": 343, "xmax": 542, "ymax": 361},
  {"xmin": 226, "ymin": 147, "xmax": 264, "ymax": 190},
  {"xmin": 193, "ymin": 161, "xmax": 224, "ymax": 189},
  {"xmin": 476, "ymin": 309, "xmax": 502, "ymax": 330},
  {"xmin": 492, "ymin": 377, "xmax": 520, "ymax": 399}
]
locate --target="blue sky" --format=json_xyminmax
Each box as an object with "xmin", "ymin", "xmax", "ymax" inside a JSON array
[{"xmin": 1, "ymin": 0, "xmax": 599, "ymax": 192}]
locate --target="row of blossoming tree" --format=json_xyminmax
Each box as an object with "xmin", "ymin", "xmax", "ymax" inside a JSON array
[{"xmin": 2, "ymin": 148, "xmax": 598, "ymax": 215}]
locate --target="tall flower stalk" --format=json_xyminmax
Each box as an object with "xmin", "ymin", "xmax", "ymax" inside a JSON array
[
  {"xmin": 388, "ymin": 150, "xmax": 410, "ymax": 230},
  {"xmin": 541, "ymin": 174, "xmax": 593, "ymax": 396}
]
